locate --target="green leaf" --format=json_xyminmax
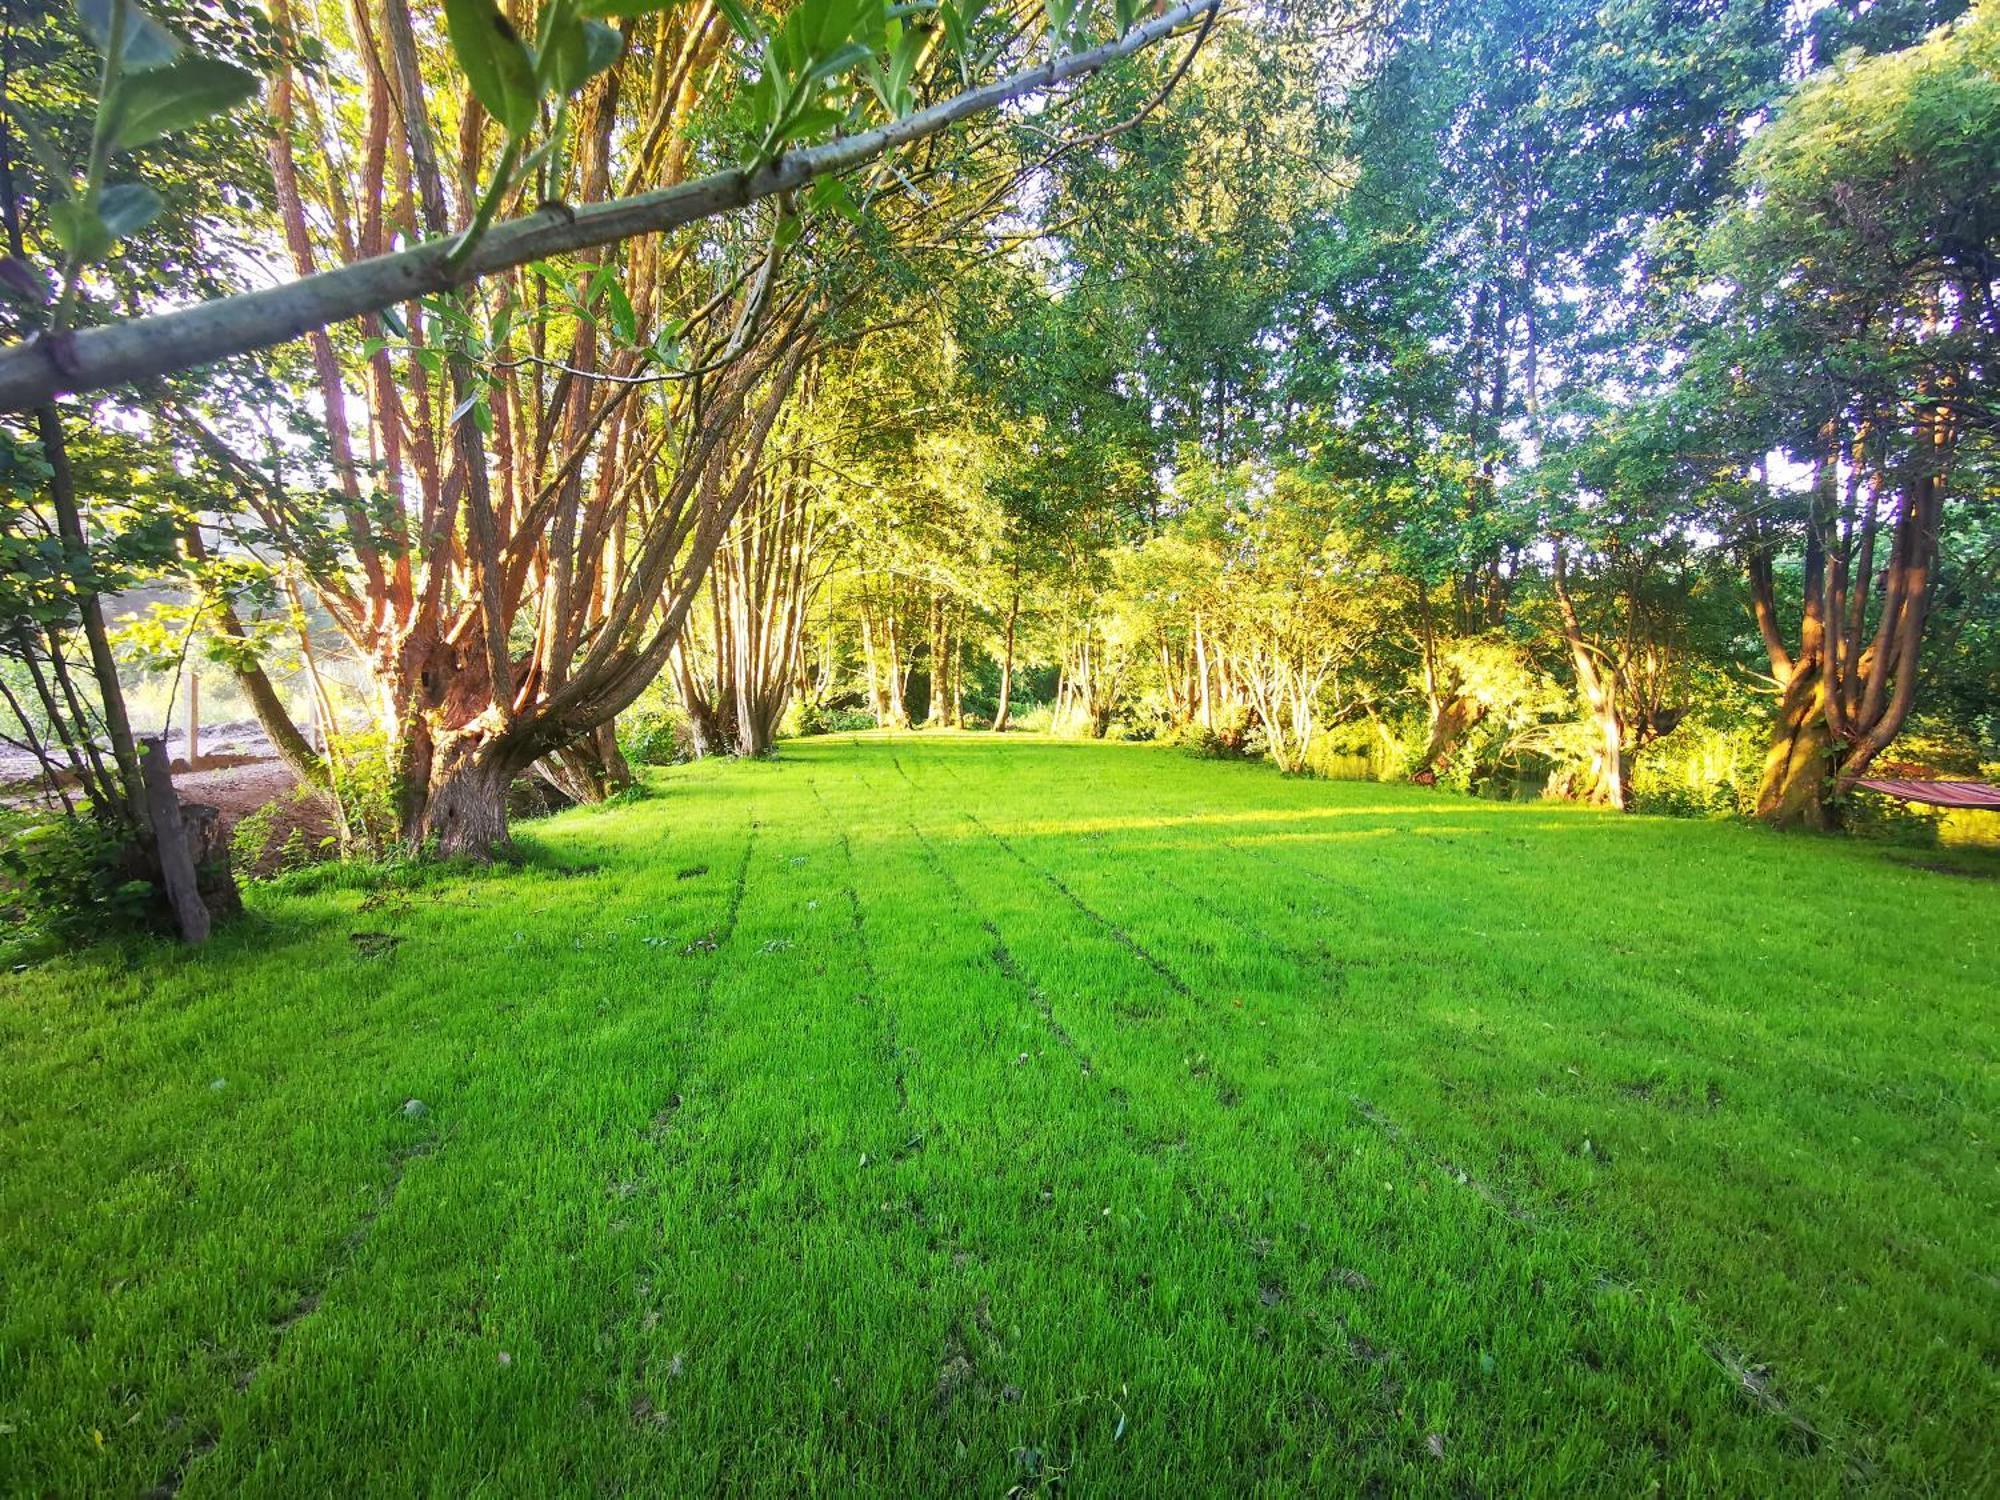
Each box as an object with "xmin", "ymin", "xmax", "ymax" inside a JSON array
[
  {"xmin": 48, "ymin": 199, "xmax": 113, "ymax": 264},
  {"xmin": 938, "ymin": 2, "xmax": 968, "ymax": 82},
  {"xmin": 74, "ymin": 0, "xmax": 182, "ymax": 71},
  {"xmin": 713, "ymin": 0, "xmax": 762, "ymax": 44},
  {"xmin": 807, "ymin": 173, "xmax": 862, "ymax": 221},
  {"xmin": 443, "ymin": 0, "xmax": 540, "ymax": 135},
  {"xmin": 806, "ymin": 40, "xmax": 872, "ymax": 86},
  {"xmin": 780, "ymin": 103, "xmax": 847, "ymax": 145},
  {"xmin": 109, "ymin": 55, "xmax": 260, "ymax": 148},
  {"xmin": 585, "ymin": 259, "xmax": 622, "ymax": 305},
  {"xmin": 603, "ymin": 280, "xmax": 637, "ymax": 343},
  {"xmin": 549, "ymin": 17, "xmax": 624, "ymax": 94},
  {"xmin": 580, "ymin": 20, "xmax": 626, "ymax": 79},
  {"xmin": 98, "ymin": 181, "xmax": 162, "ymax": 238}
]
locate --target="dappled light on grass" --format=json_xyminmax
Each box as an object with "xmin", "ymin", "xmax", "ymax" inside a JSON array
[{"xmin": 1, "ymin": 736, "xmax": 1993, "ymax": 1493}]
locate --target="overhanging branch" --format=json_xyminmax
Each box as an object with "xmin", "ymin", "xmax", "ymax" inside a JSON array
[{"xmin": 0, "ymin": 0, "xmax": 1224, "ymax": 412}]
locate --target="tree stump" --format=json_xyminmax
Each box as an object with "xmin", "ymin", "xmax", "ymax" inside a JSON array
[
  {"xmin": 140, "ymin": 736, "xmax": 210, "ymax": 944},
  {"xmin": 181, "ymin": 803, "xmax": 243, "ymax": 920}
]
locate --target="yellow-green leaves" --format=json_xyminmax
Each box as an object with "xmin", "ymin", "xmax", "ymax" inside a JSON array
[
  {"xmin": 446, "ymin": 0, "xmax": 631, "ymax": 135},
  {"xmin": 444, "ymin": 0, "xmax": 541, "ymax": 135},
  {"xmin": 46, "ymin": 191, "xmax": 154, "ymax": 265},
  {"xmin": 443, "ymin": 0, "xmax": 633, "ymax": 272}
]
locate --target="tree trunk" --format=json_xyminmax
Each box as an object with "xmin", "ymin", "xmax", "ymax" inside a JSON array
[
  {"xmin": 993, "ymin": 590, "xmax": 1020, "ymax": 732},
  {"xmin": 736, "ymin": 693, "xmax": 782, "ymax": 756},
  {"xmin": 861, "ymin": 609, "xmax": 888, "ymax": 723},
  {"xmin": 1755, "ymin": 659, "xmax": 1834, "ymax": 829},
  {"xmin": 538, "ymin": 722, "xmax": 633, "ymax": 803},
  {"xmin": 1551, "ymin": 541, "xmax": 1627, "ymax": 810},
  {"xmin": 39, "ymin": 407, "xmax": 146, "ymax": 824},
  {"xmin": 140, "ymin": 737, "xmax": 210, "ymax": 944},
  {"xmin": 1585, "ymin": 697, "xmax": 1627, "ymax": 811},
  {"xmin": 669, "ymin": 640, "xmax": 731, "ymax": 759},
  {"xmin": 412, "ymin": 736, "xmax": 515, "ymax": 859},
  {"xmin": 1194, "ymin": 618, "xmax": 1213, "ymax": 730},
  {"xmin": 1419, "ymin": 692, "xmax": 1485, "ymax": 775},
  {"xmin": 925, "ymin": 596, "xmax": 953, "ymax": 728},
  {"xmin": 882, "ymin": 614, "xmax": 910, "ymax": 727}
]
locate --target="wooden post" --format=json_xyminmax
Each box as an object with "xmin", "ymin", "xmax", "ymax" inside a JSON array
[{"xmin": 140, "ymin": 736, "xmax": 211, "ymax": 944}]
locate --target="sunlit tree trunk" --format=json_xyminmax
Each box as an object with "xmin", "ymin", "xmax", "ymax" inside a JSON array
[
  {"xmin": 860, "ymin": 607, "xmax": 888, "ymax": 723},
  {"xmin": 882, "ymin": 608, "xmax": 911, "ymax": 727},
  {"xmin": 992, "ymin": 587, "xmax": 1020, "ymax": 731},
  {"xmin": 1756, "ymin": 659, "xmax": 1834, "ymax": 829},
  {"xmin": 1551, "ymin": 543, "xmax": 1626, "ymax": 810},
  {"xmin": 925, "ymin": 594, "xmax": 954, "ymax": 728}
]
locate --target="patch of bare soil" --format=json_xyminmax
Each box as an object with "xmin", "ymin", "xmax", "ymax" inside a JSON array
[
  {"xmin": 174, "ymin": 757, "xmax": 299, "ymax": 824},
  {"xmin": 174, "ymin": 755, "xmax": 332, "ymax": 878}
]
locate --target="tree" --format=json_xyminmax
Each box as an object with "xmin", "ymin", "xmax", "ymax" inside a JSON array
[
  {"xmin": 1698, "ymin": 4, "xmax": 1999, "ymax": 823},
  {"xmin": 5, "ymin": 0, "xmax": 1233, "ymax": 857},
  {"xmin": 1, "ymin": 0, "xmax": 271, "ymax": 937}
]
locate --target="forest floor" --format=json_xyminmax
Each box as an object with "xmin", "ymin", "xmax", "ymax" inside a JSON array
[{"xmin": 1, "ymin": 734, "xmax": 1994, "ymax": 1495}]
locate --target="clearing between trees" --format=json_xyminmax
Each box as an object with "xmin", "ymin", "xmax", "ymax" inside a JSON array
[{"xmin": 1, "ymin": 735, "xmax": 1993, "ymax": 1494}]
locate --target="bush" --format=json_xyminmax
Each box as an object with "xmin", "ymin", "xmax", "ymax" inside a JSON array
[
  {"xmin": 620, "ymin": 706, "xmax": 694, "ymax": 766},
  {"xmin": 229, "ymin": 732, "xmax": 398, "ymax": 881},
  {"xmin": 1628, "ymin": 720, "xmax": 1763, "ymax": 819},
  {"xmin": 328, "ymin": 731, "xmax": 399, "ymax": 857},
  {"xmin": 230, "ymin": 785, "xmax": 342, "ymax": 879},
  {"xmin": 1169, "ymin": 707, "xmax": 1256, "ymax": 760},
  {"xmin": 0, "ymin": 811, "xmax": 152, "ymax": 949}
]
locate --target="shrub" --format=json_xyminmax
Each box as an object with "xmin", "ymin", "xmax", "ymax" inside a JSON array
[
  {"xmin": 1170, "ymin": 709, "xmax": 1260, "ymax": 761},
  {"xmin": 230, "ymin": 785, "xmax": 342, "ymax": 879},
  {"xmin": 1628, "ymin": 720, "xmax": 1763, "ymax": 819},
  {"xmin": 327, "ymin": 731, "xmax": 399, "ymax": 857},
  {"xmin": 0, "ymin": 811, "xmax": 152, "ymax": 949},
  {"xmin": 620, "ymin": 706, "xmax": 694, "ymax": 766},
  {"xmin": 226, "ymin": 731, "xmax": 399, "ymax": 881}
]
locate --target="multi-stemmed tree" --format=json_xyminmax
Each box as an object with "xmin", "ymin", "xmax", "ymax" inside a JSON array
[
  {"xmin": 3, "ymin": 0, "xmax": 1232, "ymax": 864},
  {"xmin": 1700, "ymin": 5, "xmax": 1999, "ymax": 824}
]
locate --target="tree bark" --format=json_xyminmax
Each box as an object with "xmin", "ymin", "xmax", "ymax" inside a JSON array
[
  {"xmin": 411, "ymin": 733, "xmax": 516, "ymax": 858},
  {"xmin": 1418, "ymin": 692, "xmax": 1485, "ymax": 775},
  {"xmin": 1754, "ymin": 658, "xmax": 1834, "ymax": 829},
  {"xmin": 537, "ymin": 722, "xmax": 633, "ymax": 803},
  {"xmin": 1551, "ymin": 541, "xmax": 1626, "ymax": 810},
  {"xmin": 140, "ymin": 737, "xmax": 210, "ymax": 943}
]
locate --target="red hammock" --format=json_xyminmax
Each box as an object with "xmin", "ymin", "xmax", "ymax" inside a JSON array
[{"xmin": 1853, "ymin": 778, "xmax": 2000, "ymax": 810}]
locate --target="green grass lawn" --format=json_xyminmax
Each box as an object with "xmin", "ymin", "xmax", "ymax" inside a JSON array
[{"xmin": 2, "ymin": 735, "xmax": 1995, "ymax": 1495}]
